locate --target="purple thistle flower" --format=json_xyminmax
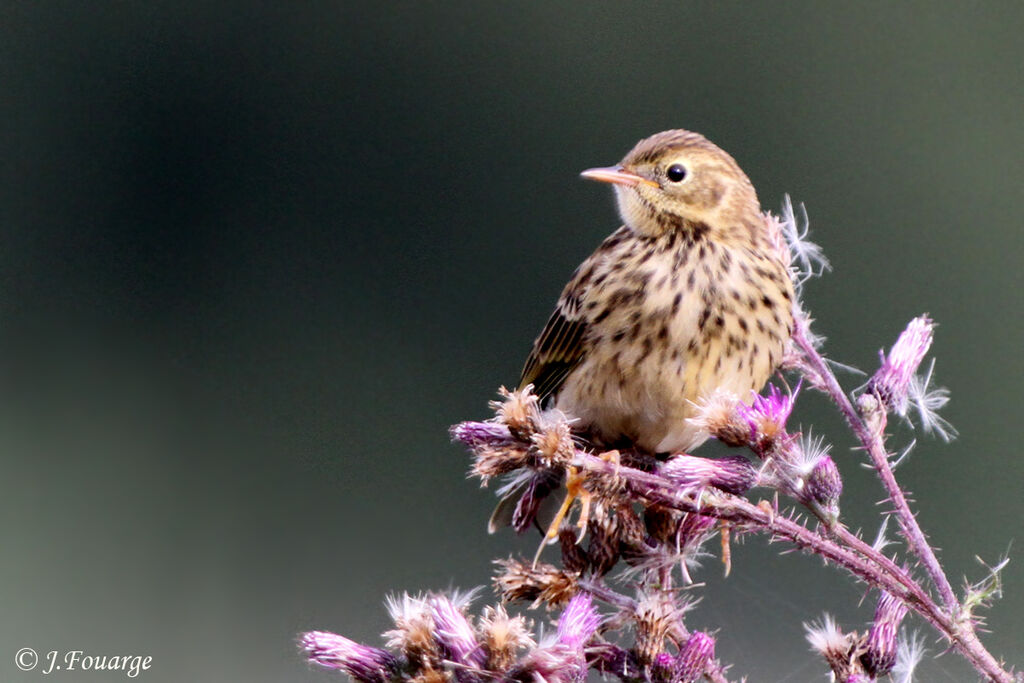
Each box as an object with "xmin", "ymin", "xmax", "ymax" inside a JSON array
[
  {"xmin": 865, "ymin": 316, "xmax": 934, "ymax": 414},
  {"xmin": 659, "ymin": 454, "xmax": 757, "ymax": 496},
  {"xmin": 739, "ymin": 383, "xmax": 798, "ymax": 452},
  {"xmin": 512, "ymin": 596, "xmax": 600, "ymax": 683},
  {"xmin": 429, "ymin": 595, "xmax": 486, "ymax": 670},
  {"xmin": 299, "ymin": 631, "xmax": 399, "ymax": 683},
  {"xmin": 862, "ymin": 591, "xmax": 909, "ymax": 677},
  {"xmin": 556, "ymin": 592, "xmax": 601, "ymax": 651},
  {"xmin": 673, "ymin": 631, "xmax": 715, "ymax": 683}
]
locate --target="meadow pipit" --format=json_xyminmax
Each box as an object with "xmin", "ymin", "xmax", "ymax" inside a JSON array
[{"xmin": 520, "ymin": 129, "xmax": 794, "ymax": 454}]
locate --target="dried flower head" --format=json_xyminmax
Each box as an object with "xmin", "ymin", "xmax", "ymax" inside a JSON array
[
  {"xmin": 585, "ymin": 506, "xmax": 622, "ymax": 577},
  {"xmin": 384, "ymin": 593, "xmax": 439, "ymax": 666},
  {"xmin": 492, "ymin": 386, "xmax": 543, "ymax": 440},
  {"xmin": 477, "ymin": 604, "xmax": 535, "ymax": 672},
  {"xmin": 531, "ymin": 416, "xmax": 576, "ymax": 466},
  {"xmin": 469, "ymin": 443, "xmax": 533, "ymax": 483},
  {"xmin": 686, "ymin": 390, "xmax": 748, "ymax": 447},
  {"xmin": 633, "ymin": 590, "xmax": 681, "ymax": 666},
  {"xmin": 620, "ymin": 513, "xmax": 716, "ymax": 586},
  {"xmin": 558, "ymin": 524, "xmax": 592, "ymax": 575},
  {"xmin": 494, "ymin": 558, "xmax": 579, "ymax": 609},
  {"xmin": 804, "ymin": 614, "xmax": 862, "ymax": 678}
]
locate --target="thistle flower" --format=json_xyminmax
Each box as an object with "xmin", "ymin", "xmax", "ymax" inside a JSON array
[
  {"xmin": 862, "ymin": 591, "xmax": 909, "ymax": 677},
  {"xmin": 300, "ymin": 631, "xmax": 400, "ymax": 683},
  {"xmin": 865, "ymin": 316, "xmax": 934, "ymax": 415},
  {"xmin": 514, "ymin": 594, "xmax": 601, "ymax": 683},
  {"xmin": 494, "ymin": 471, "xmax": 553, "ymax": 534},
  {"xmin": 738, "ymin": 383, "xmax": 798, "ymax": 453},
  {"xmin": 556, "ymin": 592, "xmax": 601, "ymax": 651},
  {"xmin": 429, "ymin": 594, "xmax": 486, "ymax": 671}
]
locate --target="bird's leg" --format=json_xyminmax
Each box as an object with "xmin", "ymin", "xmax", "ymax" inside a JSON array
[
  {"xmin": 599, "ymin": 448, "xmax": 622, "ymax": 480},
  {"xmin": 532, "ymin": 466, "xmax": 590, "ymax": 566}
]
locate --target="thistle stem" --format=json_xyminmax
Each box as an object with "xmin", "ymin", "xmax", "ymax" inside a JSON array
[
  {"xmin": 573, "ymin": 450, "xmax": 1015, "ymax": 682},
  {"xmin": 790, "ymin": 317, "xmax": 1015, "ymax": 682},
  {"xmin": 791, "ymin": 316, "xmax": 958, "ymax": 611}
]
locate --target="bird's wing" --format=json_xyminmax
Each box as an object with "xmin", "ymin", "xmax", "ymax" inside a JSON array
[
  {"xmin": 518, "ymin": 286, "xmax": 589, "ymax": 403},
  {"xmin": 518, "ymin": 226, "xmax": 631, "ymax": 403}
]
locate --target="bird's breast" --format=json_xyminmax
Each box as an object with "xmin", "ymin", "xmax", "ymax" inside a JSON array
[{"xmin": 556, "ymin": 234, "xmax": 792, "ymax": 453}]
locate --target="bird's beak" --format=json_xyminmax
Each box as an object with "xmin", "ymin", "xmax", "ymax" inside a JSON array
[{"xmin": 580, "ymin": 166, "xmax": 659, "ymax": 189}]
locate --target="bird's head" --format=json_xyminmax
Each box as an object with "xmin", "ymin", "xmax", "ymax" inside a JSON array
[{"xmin": 582, "ymin": 129, "xmax": 761, "ymax": 241}]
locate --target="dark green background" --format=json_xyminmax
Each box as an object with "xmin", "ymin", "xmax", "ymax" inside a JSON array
[{"xmin": 2, "ymin": 2, "xmax": 1021, "ymax": 681}]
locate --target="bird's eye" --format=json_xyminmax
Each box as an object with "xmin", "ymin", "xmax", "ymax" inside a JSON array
[{"xmin": 666, "ymin": 164, "xmax": 688, "ymax": 183}]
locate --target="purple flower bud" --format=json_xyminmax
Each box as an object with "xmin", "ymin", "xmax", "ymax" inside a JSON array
[
  {"xmin": 300, "ymin": 631, "xmax": 399, "ymax": 683},
  {"xmin": 862, "ymin": 591, "xmax": 909, "ymax": 676},
  {"xmin": 659, "ymin": 454, "xmax": 757, "ymax": 495},
  {"xmin": 673, "ymin": 631, "xmax": 714, "ymax": 683},
  {"xmin": 450, "ymin": 421, "xmax": 515, "ymax": 448},
  {"xmin": 429, "ymin": 596, "xmax": 486, "ymax": 670},
  {"xmin": 804, "ymin": 454, "xmax": 843, "ymax": 510},
  {"xmin": 865, "ymin": 316, "xmax": 934, "ymax": 414}
]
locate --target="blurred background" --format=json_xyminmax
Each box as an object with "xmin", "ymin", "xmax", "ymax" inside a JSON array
[{"xmin": 1, "ymin": 2, "xmax": 1021, "ymax": 681}]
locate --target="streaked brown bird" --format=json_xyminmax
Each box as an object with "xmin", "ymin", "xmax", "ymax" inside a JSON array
[{"xmin": 520, "ymin": 129, "xmax": 794, "ymax": 455}]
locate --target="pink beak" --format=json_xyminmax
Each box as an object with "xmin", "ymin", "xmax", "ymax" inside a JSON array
[{"xmin": 580, "ymin": 166, "xmax": 659, "ymax": 188}]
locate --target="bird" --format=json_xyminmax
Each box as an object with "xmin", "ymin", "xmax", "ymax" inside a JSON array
[{"xmin": 519, "ymin": 129, "xmax": 794, "ymax": 455}]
